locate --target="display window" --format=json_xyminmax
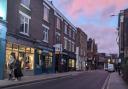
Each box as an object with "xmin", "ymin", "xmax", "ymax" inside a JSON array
[
  {"xmin": 6, "ymin": 42, "xmax": 34, "ymax": 71},
  {"xmin": 36, "ymin": 50, "xmax": 53, "ymax": 68},
  {"xmin": 69, "ymin": 59, "xmax": 75, "ymax": 68}
]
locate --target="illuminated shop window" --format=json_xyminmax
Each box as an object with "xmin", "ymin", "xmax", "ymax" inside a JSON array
[
  {"xmin": 6, "ymin": 43, "xmax": 34, "ymax": 71},
  {"xmin": 6, "ymin": 43, "xmax": 12, "ymax": 50},
  {"xmin": 72, "ymin": 60, "xmax": 75, "ymax": 67},
  {"xmin": 13, "ymin": 44, "xmax": 18, "ymax": 51},
  {"xmin": 45, "ymin": 56, "xmax": 52, "ymax": 68},
  {"xmin": 19, "ymin": 45, "xmax": 25, "ymax": 52}
]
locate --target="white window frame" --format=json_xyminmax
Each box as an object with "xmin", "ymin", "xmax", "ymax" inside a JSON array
[
  {"xmin": 64, "ymin": 37, "xmax": 67, "ymax": 50},
  {"xmin": 43, "ymin": 3, "xmax": 50, "ymax": 22},
  {"xmin": 55, "ymin": 32, "xmax": 61, "ymax": 43},
  {"xmin": 72, "ymin": 42, "xmax": 75, "ymax": 52},
  {"xmin": 19, "ymin": 11, "xmax": 31, "ymax": 36},
  {"xmin": 68, "ymin": 40, "xmax": 72, "ymax": 51},
  {"xmin": 73, "ymin": 31, "xmax": 75, "ymax": 39},
  {"xmin": 64, "ymin": 22, "xmax": 68, "ymax": 34},
  {"xmin": 68, "ymin": 26, "xmax": 72, "ymax": 37},
  {"xmin": 42, "ymin": 24, "xmax": 49, "ymax": 43},
  {"xmin": 56, "ymin": 17, "xmax": 61, "ymax": 29},
  {"xmin": 20, "ymin": 0, "xmax": 30, "ymax": 10}
]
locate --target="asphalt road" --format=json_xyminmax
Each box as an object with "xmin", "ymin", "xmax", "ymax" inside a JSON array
[{"xmin": 4, "ymin": 70, "xmax": 109, "ymax": 89}]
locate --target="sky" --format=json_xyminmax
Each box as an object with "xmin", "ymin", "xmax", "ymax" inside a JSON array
[{"xmin": 52, "ymin": 0, "xmax": 128, "ymax": 54}]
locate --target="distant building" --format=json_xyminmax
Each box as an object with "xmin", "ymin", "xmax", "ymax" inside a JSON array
[{"xmin": 87, "ymin": 38, "xmax": 98, "ymax": 69}]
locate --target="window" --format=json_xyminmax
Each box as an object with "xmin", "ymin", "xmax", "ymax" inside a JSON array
[
  {"xmin": 20, "ymin": 13, "xmax": 30, "ymax": 36},
  {"xmin": 72, "ymin": 42, "xmax": 75, "ymax": 52},
  {"xmin": 68, "ymin": 29, "xmax": 71, "ymax": 37},
  {"xmin": 73, "ymin": 31, "xmax": 75, "ymax": 39},
  {"xmin": 64, "ymin": 23, "xmax": 67, "ymax": 34},
  {"xmin": 21, "ymin": 0, "xmax": 30, "ymax": 8},
  {"xmin": 56, "ymin": 18, "xmax": 61, "ymax": 29},
  {"xmin": 64, "ymin": 37, "xmax": 67, "ymax": 49},
  {"xmin": 43, "ymin": 3, "xmax": 49, "ymax": 22},
  {"xmin": 69, "ymin": 40, "xmax": 72, "ymax": 51},
  {"xmin": 42, "ymin": 24, "xmax": 49, "ymax": 43},
  {"xmin": 56, "ymin": 32, "xmax": 61, "ymax": 44}
]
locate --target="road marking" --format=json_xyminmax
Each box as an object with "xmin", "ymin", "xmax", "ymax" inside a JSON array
[
  {"xmin": 101, "ymin": 74, "xmax": 110, "ymax": 89},
  {"xmin": 107, "ymin": 74, "xmax": 111, "ymax": 89}
]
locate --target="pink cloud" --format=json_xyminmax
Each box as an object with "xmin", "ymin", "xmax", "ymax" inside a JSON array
[
  {"xmin": 59, "ymin": 0, "xmax": 128, "ymax": 19},
  {"xmin": 80, "ymin": 24, "xmax": 119, "ymax": 54}
]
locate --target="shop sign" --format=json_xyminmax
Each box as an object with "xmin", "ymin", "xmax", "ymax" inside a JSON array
[{"xmin": 53, "ymin": 44, "xmax": 62, "ymax": 52}]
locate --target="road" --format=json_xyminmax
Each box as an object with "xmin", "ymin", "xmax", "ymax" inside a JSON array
[{"xmin": 4, "ymin": 70, "xmax": 109, "ymax": 89}]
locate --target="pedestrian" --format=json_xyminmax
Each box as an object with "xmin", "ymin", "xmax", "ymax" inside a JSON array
[
  {"xmin": 117, "ymin": 63, "xmax": 121, "ymax": 75},
  {"xmin": 14, "ymin": 58, "xmax": 23, "ymax": 81},
  {"xmin": 8, "ymin": 53, "xmax": 15, "ymax": 80}
]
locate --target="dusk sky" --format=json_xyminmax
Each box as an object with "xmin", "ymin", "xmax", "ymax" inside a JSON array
[{"xmin": 52, "ymin": 0, "xmax": 128, "ymax": 54}]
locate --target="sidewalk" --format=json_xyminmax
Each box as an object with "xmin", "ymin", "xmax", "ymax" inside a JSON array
[
  {"xmin": 0, "ymin": 71, "xmax": 82, "ymax": 88},
  {"xmin": 107, "ymin": 72, "xmax": 128, "ymax": 89}
]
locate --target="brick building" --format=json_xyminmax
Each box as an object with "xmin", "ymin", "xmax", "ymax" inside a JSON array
[
  {"xmin": 76, "ymin": 27, "xmax": 87, "ymax": 71},
  {"xmin": 118, "ymin": 9, "xmax": 128, "ymax": 60}
]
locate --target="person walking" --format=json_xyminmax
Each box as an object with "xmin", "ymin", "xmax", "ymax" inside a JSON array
[
  {"xmin": 14, "ymin": 58, "xmax": 23, "ymax": 81},
  {"xmin": 8, "ymin": 53, "xmax": 15, "ymax": 80}
]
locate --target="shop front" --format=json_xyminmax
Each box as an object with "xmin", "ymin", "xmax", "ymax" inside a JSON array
[
  {"xmin": 61, "ymin": 50, "xmax": 76, "ymax": 72},
  {"xmin": 5, "ymin": 42, "xmax": 35, "ymax": 77},
  {"xmin": 0, "ymin": 0, "xmax": 7, "ymax": 80},
  {"xmin": 34, "ymin": 46, "xmax": 55, "ymax": 75},
  {"xmin": 0, "ymin": 21, "xmax": 7, "ymax": 80}
]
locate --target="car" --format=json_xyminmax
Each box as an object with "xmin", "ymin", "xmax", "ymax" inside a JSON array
[{"xmin": 107, "ymin": 64, "xmax": 115, "ymax": 72}]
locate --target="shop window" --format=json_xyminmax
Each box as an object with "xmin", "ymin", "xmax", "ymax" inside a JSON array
[
  {"xmin": 36, "ymin": 49, "xmax": 42, "ymax": 66},
  {"xmin": 6, "ymin": 43, "xmax": 12, "ymax": 50},
  {"xmin": 19, "ymin": 45, "xmax": 25, "ymax": 52},
  {"xmin": 69, "ymin": 59, "xmax": 72, "ymax": 67},
  {"xmin": 69, "ymin": 59, "xmax": 75, "ymax": 68},
  {"xmin": 31, "ymin": 48, "xmax": 34, "ymax": 53},
  {"xmin": 26, "ymin": 47, "xmax": 31, "ymax": 53},
  {"xmin": 13, "ymin": 44, "xmax": 18, "ymax": 51},
  {"xmin": 72, "ymin": 60, "xmax": 75, "ymax": 67},
  {"xmin": 45, "ymin": 56, "xmax": 52, "ymax": 68},
  {"xmin": 19, "ymin": 52, "xmax": 34, "ymax": 70}
]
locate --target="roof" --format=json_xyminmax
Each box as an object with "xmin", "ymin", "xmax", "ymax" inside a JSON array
[{"xmin": 44, "ymin": 0, "xmax": 77, "ymax": 31}]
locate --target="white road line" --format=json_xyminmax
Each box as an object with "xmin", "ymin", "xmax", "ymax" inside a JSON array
[{"xmin": 101, "ymin": 74, "xmax": 110, "ymax": 89}]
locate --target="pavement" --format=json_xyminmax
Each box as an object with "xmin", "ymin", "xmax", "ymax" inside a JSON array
[
  {"xmin": 0, "ymin": 70, "xmax": 128, "ymax": 89},
  {"xmin": 106, "ymin": 72, "xmax": 128, "ymax": 89},
  {"xmin": 0, "ymin": 71, "xmax": 82, "ymax": 88}
]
